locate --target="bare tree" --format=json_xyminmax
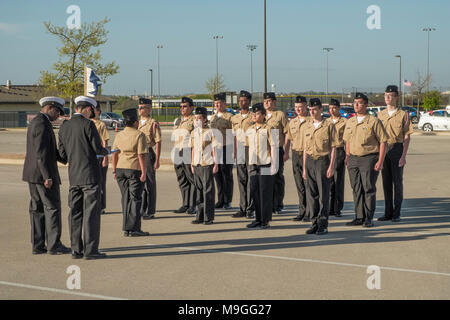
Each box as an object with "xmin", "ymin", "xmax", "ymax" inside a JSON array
[
  {"xmin": 409, "ymin": 72, "xmax": 431, "ymax": 115},
  {"xmin": 205, "ymin": 74, "xmax": 226, "ymax": 96}
]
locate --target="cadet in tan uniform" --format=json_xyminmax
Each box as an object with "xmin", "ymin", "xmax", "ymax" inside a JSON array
[
  {"xmin": 263, "ymin": 92, "xmax": 290, "ymax": 215},
  {"xmin": 302, "ymin": 98, "xmax": 339, "ymax": 235},
  {"xmin": 246, "ymin": 103, "xmax": 277, "ymax": 229},
  {"xmin": 286, "ymin": 95, "xmax": 310, "ymax": 222},
  {"xmin": 210, "ymin": 92, "xmax": 233, "ymax": 209},
  {"xmin": 343, "ymin": 93, "xmax": 388, "ymax": 228},
  {"xmin": 112, "ymin": 108, "xmax": 149, "ymax": 237},
  {"xmin": 378, "ymin": 85, "xmax": 414, "ymax": 222},
  {"xmin": 190, "ymin": 107, "xmax": 218, "ymax": 225},
  {"xmin": 138, "ymin": 98, "xmax": 161, "ymax": 219},
  {"xmin": 328, "ymin": 98, "xmax": 347, "ymax": 218},
  {"xmin": 231, "ymin": 90, "xmax": 254, "ymax": 219},
  {"xmin": 173, "ymin": 97, "xmax": 197, "ymax": 214},
  {"xmin": 92, "ymin": 103, "xmax": 110, "ymax": 214}
]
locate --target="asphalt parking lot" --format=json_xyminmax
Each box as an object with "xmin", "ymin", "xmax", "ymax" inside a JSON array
[{"xmin": 0, "ymin": 129, "xmax": 449, "ymax": 300}]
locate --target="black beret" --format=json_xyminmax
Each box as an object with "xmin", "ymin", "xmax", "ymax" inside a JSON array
[
  {"xmin": 329, "ymin": 98, "xmax": 340, "ymax": 107},
  {"xmin": 139, "ymin": 98, "xmax": 152, "ymax": 105},
  {"xmin": 263, "ymin": 92, "xmax": 276, "ymax": 100},
  {"xmin": 181, "ymin": 97, "xmax": 194, "ymax": 106},
  {"xmin": 354, "ymin": 92, "xmax": 368, "ymax": 102},
  {"xmin": 385, "ymin": 85, "xmax": 399, "ymax": 94},
  {"xmin": 194, "ymin": 107, "xmax": 208, "ymax": 116},
  {"xmin": 309, "ymin": 98, "xmax": 322, "ymax": 107},
  {"xmin": 296, "ymin": 95, "xmax": 307, "ymax": 103},
  {"xmin": 251, "ymin": 103, "xmax": 266, "ymax": 114},
  {"xmin": 122, "ymin": 108, "xmax": 138, "ymax": 122},
  {"xmin": 213, "ymin": 92, "xmax": 226, "ymax": 101},
  {"xmin": 239, "ymin": 90, "xmax": 252, "ymax": 100}
]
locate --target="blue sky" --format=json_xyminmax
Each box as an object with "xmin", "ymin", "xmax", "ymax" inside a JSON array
[{"xmin": 0, "ymin": 0, "xmax": 449, "ymax": 95}]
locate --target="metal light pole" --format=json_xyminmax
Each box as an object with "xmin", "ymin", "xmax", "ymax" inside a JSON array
[
  {"xmin": 423, "ymin": 27, "xmax": 436, "ymax": 92},
  {"xmin": 264, "ymin": 0, "xmax": 267, "ymax": 92},
  {"xmin": 213, "ymin": 35, "xmax": 223, "ymax": 80},
  {"xmin": 148, "ymin": 69, "xmax": 153, "ymax": 98},
  {"xmin": 247, "ymin": 45, "xmax": 257, "ymax": 93},
  {"xmin": 323, "ymin": 48, "xmax": 334, "ymax": 97},
  {"xmin": 395, "ymin": 55, "xmax": 402, "ymax": 105},
  {"xmin": 157, "ymin": 45, "xmax": 163, "ymax": 119}
]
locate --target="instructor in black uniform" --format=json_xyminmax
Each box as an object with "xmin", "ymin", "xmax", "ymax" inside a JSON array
[
  {"xmin": 22, "ymin": 97, "xmax": 71, "ymax": 255},
  {"xmin": 58, "ymin": 96, "xmax": 109, "ymax": 260}
]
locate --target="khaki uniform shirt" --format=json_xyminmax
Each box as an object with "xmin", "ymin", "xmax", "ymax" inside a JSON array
[
  {"xmin": 265, "ymin": 110, "xmax": 288, "ymax": 148},
  {"xmin": 304, "ymin": 120, "xmax": 340, "ymax": 158},
  {"xmin": 377, "ymin": 108, "xmax": 414, "ymax": 146},
  {"xmin": 343, "ymin": 115, "xmax": 388, "ymax": 156},
  {"xmin": 173, "ymin": 115, "xmax": 194, "ymax": 149},
  {"xmin": 231, "ymin": 111, "xmax": 253, "ymax": 147},
  {"xmin": 210, "ymin": 112, "xmax": 233, "ymax": 146},
  {"xmin": 139, "ymin": 116, "xmax": 162, "ymax": 148},
  {"xmin": 288, "ymin": 116, "xmax": 311, "ymax": 152},
  {"xmin": 247, "ymin": 123, "xmax": 273, "ymax": 165},
  {"xmin": 191, "ymin": 126, "xmax": 216, "ymax": 166},
  {"xmin": 92, "ymin": 119, "xmax": 110, "ymax": 145},
  {"xmin": 113, "ymin": 127, "xmax": 148, "ymax": 170},
  {"xmin": 327, "ymin": 116, "xmax": 347, "ymax": 148}
]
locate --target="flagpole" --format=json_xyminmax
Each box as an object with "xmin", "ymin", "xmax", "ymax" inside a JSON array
[{"xmin": 84, "ymin": 65, "xmax": 87, "ymax": 96}]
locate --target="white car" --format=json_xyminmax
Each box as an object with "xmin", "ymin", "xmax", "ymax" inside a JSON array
[{"xmin": 418, "ymin": 110, "xmax": 450, "ymax": 132}]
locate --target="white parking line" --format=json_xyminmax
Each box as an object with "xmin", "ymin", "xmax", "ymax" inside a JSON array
[
  {"xmin": 145, "ymin": 243, "xmax": 450, "ymax": 278},
  {"xmin": 0, "ymin": 281, "xmax": 127, "ymax": 300}
]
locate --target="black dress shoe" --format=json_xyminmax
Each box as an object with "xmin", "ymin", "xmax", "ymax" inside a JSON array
[
  {"xmin": 260, "ymin": 222, "xmax": 270, "ymax": 229},
  {"xmin": 142, "ymin": 214, "xmax": 155, "ymax": 220},
  {"xmin": 302, "ymin": 217, "xmax": 311, "ymax": 222},
  {"xmin": 305, "ymin": 226, "xmax": 319, "ymax": 234},
  {"xmin": 191, "ymin": 220, "xmax": 204, "ymax": 224},
  {"xmin": 292, "ymin": 215, "xmax": 303, "ymax": 221},
  {"xmin": 84, "ymin": 252, "xmax": 107, "ymax": 260},
  {"xmin": 186, "ymin": 207, "xmax": 196, "ymax": 215},
  {"xmin": 129, "ymin": 230, "xmax": 150, "ymax": 237},
  {"xmin": 215, "ymin": 202, "xmax": 224, "ymax": 209},
  {"xmin": 392, "ymin": 217, "xmax": 401, "ymax": 222},
  {"xmin": 363, "ymin": 220, "xmax": 374, "ymax": 228},
  {"xmin": 346, "ymin": 219, "xmax": 363, "ymax": 226},
  {"xmin": 316, "ymin": 228, "xmax": 328, "ymax": 235},
  {"xmin": 246, "ymin": 211, "xmax": 255, "ymax": 219},
  {"xmin": 173, "ymin": 206, "xmax": 188, "ymax": 214},
  {"xmin": 204, "ymin": 220, "xmax": 213, "ymax": 225},
  {"xmin": 377, "ymin": 215, "xmax": 391, "ymax": 221},
  {"xmin": 232, "ymin": 211, "xmax": 246, "ymax": 218},
  {"xmin": 223, "ymin": 202, "xmax": 231, "ymax": 210},
  {"xmin": 32, "ymin": 248, "xmax": 47, "ymax": 255},
  {"xmin": 71, "ymin": 251, "xmax": 83, "ymax": 259},
  {"xmin": 335, "ymin": 212, "xmax": 343, "ymax": 217},
  {"xmin": 329, "ymin": 212, "xmax": 336, "ymax": 216},
  {"xmin": 247, "ymin": 221, "xmax": 261, "ymax": 228},
  {"xmin": 48, "ymin": 245, "xmax": 71, "ymax": 255}
]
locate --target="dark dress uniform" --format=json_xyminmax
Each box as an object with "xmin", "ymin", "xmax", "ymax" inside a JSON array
[
  {"xmin": 92, "ymin": 118, "xmax": 110, "ymax": 212},
  {"xmin": 265, "ymin": 103, "xmax": 289, "ymax": 213},
  {"xmin": 328, "ymin": 116, "xmax": 347, "ymax": 217},
  {"xmin": 139, "ymin": 114, "xmax": 161, "ymax": 219},
  {"xmin": 210, "ymin": 98, "xmax": 233, "ymax": 208},
  {"xmin": 287, "ymin": 115, "xmax": 310, "ymax": 221},
  {"xmin": 343, "ymin": 101, "xmax": 388, "ymax": 227},
  {"xmin": 378, "ymin": 102, "xmax": 413, "ymax": 221},
  {"xmin": 22, "ymin": 104, "xmax": 68, "ymax": 254},
  {"xmin": 173, "ymin": 113, "xmax": 197, "ymax": 213},
  {"xmin": 58, "ymin": 98, "xmax": 109, "ymax": 259},
  {"xmin": 191, "ymin": 111, "xmax": 216, "ymax": 224},
  {"xmin": 303, "ymin": 108, "xmax": 339, "ymax": 234},
  {"xmin": 246, "ymin": 107, "xmax": 275, "ymax": 229},
  {"xmin": 231, "ymin": 108, "xmax": 254, "ymax": 217},
  {"xmin": 113, "ymin": 113, "xmax": 149, "ymax": 235}
]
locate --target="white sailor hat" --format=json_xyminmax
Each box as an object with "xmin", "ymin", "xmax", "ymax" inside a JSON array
[
  {"xmin": 39, "ymin": 96, "xmax": 65, "ymax": 114},
  {"xmin": 74, "ymin": 96, "xmax": 97, "ymax": 108}
]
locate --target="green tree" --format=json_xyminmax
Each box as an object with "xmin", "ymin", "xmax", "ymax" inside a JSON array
[
  {"xmin": 38, "ymin": 18, "xmax": 119, "ymax": 116},
  {"xmin": 422, "ymin": 90, "xmax": 442, "ymax": 111},
  {"xmin": 205, "ymin": 74, "xmax": 226, "ymax": 97}
]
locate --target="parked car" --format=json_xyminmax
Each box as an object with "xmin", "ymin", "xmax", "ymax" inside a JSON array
[
  {"xmin": 100, "ymin": 112, "xmax": 124, "ymax": 129},
  {"xmin": 285, "ymin": 109, "xmax": 296, "ymax": 121},
  {"xmin": 418, "ymin": 110, "xmax": 450, "ymax": 132},
  {"xmin": 340, "ymin": 107, "xmax": 355, "ymax": 119},
  {"xmin": 401, "ymin": 106, "xmax": 419, "ymax": 124}
]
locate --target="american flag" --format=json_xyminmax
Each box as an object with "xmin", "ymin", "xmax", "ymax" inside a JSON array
[{"xmin": 404, "ymin": 79, "xmax": 412, "ymax": 87}]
